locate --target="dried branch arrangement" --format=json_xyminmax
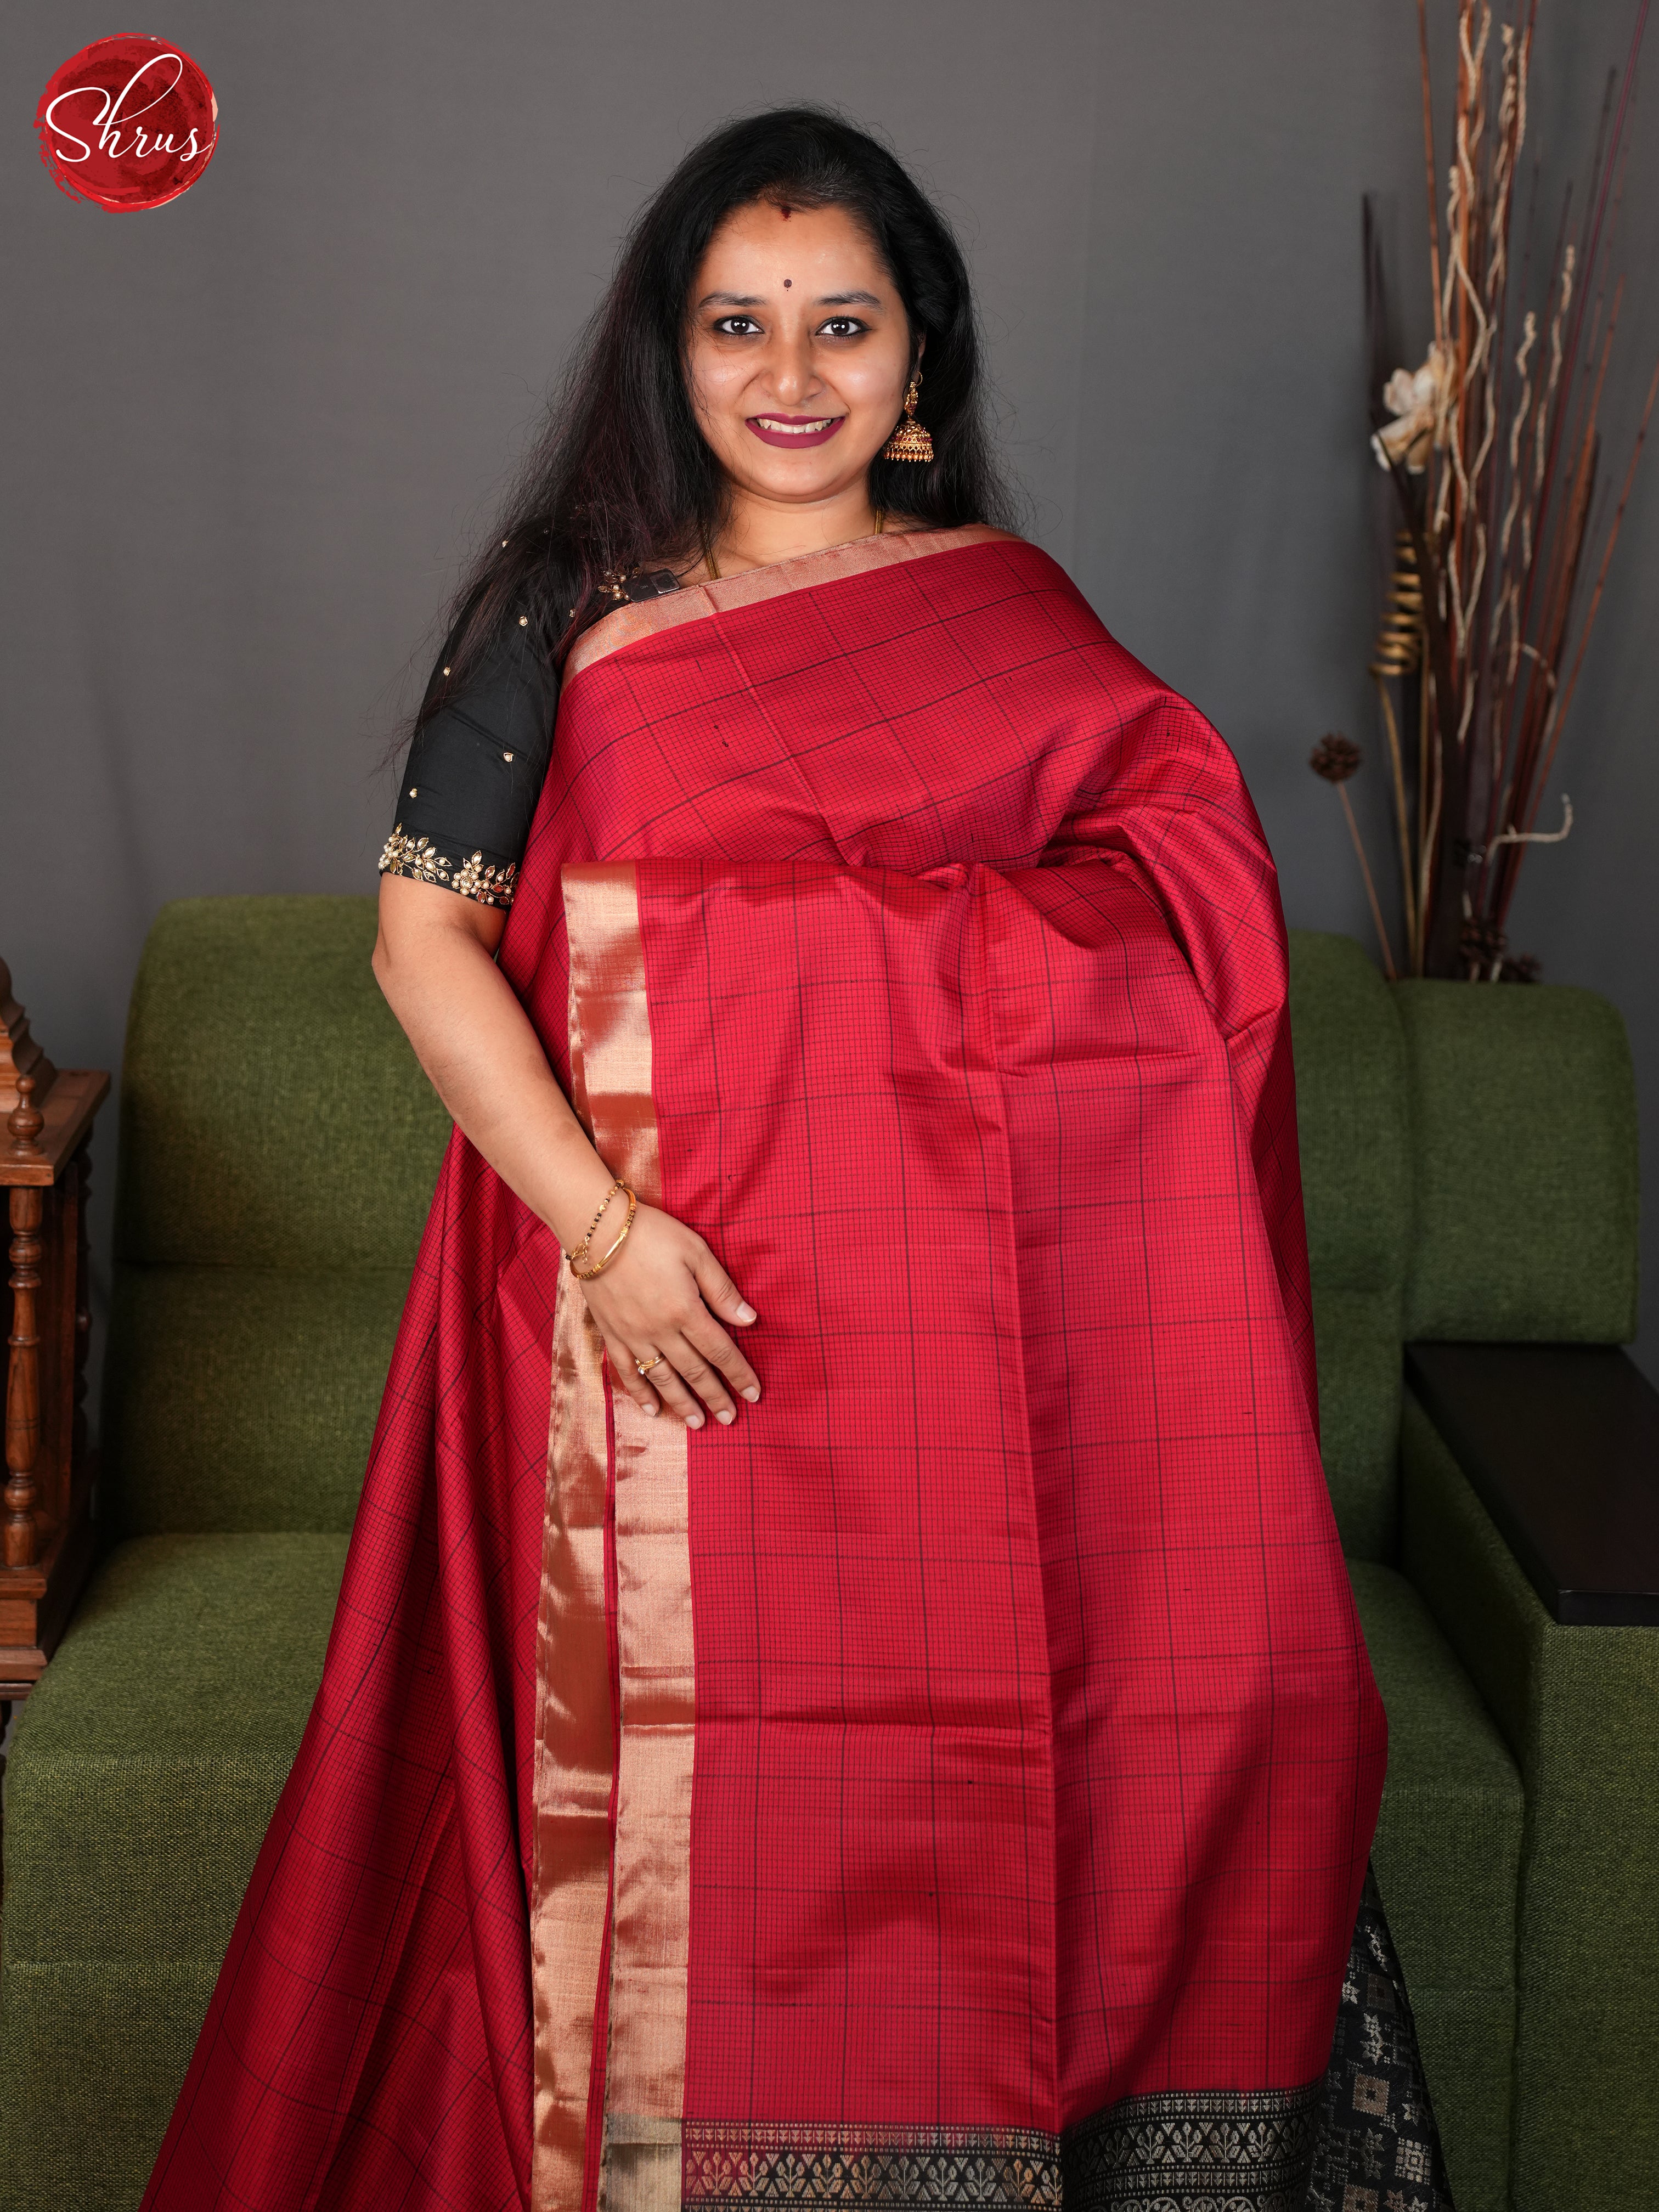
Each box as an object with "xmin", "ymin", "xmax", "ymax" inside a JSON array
[{"xmin": 1318, "ymin": 0, "xmax": 1655, "ymax": 980}]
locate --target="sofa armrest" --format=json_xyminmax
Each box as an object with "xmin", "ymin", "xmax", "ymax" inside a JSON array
[
  {"xmin": 1405, "ymin": 1343, "xmax": 1659, "ymax": 1624},
  {"xmin": 1401, "ymin": 1390, "xmax": 1659, "ymax": 2211}
]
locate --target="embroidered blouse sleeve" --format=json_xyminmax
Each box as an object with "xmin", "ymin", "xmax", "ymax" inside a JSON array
[{"xmin": 379, "ymin": 609, "xmax": 558, "ymax": 909}]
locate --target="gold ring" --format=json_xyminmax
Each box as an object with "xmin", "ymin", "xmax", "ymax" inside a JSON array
[{"xmin": 635, "ymin": 1353, "xmax": 663, "ymax": 1375}]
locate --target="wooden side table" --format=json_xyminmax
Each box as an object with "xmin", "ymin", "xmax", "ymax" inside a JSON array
[{"xmin": 1, "ymin": 1061, "xmax": 109, "ymax": 1698}]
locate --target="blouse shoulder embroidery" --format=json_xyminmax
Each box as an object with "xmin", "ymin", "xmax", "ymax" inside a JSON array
[{"xmin": 379, "ymin": 825, "xmax": 517, "ymax": 909}]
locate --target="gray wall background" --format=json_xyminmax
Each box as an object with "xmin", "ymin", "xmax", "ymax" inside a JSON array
[{"xmin": 6, "ymin": 1, "xmax": 1656, "ymax": 1379}]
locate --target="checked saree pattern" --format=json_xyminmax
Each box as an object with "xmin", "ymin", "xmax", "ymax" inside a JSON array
[{"xmin": 143, "ymin": 531, "xmax": 1393, "ymax": 2211}]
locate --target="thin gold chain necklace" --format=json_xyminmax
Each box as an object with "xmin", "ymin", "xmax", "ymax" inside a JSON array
[{"xmin": 703, "ymin": 506, "xmax": 885, "ymax": 583}]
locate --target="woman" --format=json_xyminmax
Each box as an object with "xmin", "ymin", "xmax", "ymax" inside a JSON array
[{"xmin": 143, "ymin": 110, "xmax": 1451, "ymax": 2212}]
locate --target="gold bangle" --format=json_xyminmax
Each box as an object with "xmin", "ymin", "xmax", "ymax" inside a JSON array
[{"xmin": 569, "ymin": 1180, "xmax": 637, "ymax": 1280}]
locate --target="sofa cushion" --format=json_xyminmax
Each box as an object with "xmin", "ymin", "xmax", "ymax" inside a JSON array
[
  {"xmin": 1288, "ymin": 933, "xmax": 1410, "ymax": 1558},
  {"xmin": 1310, "ymin": 1285, "xmax": 1402, "ymax": 1563},
  {"xmin": 0, "ymin": 1533, "xmax": 346, "ymax": 2212},
  {"xmin": 1351, "ymin": 1558, "xmax": 1522, "ymax": 2212},
  {"xmin": 104, "ymin": 1265, "xmax": 410, "ymax": 1534},
  {"xmin": 115, "ymin": 895, "xmax": 451, "ymax": 1272},
  {"xmin": 1397, "ymin": 978, "xmax": 1638, "ymax": 1343}
]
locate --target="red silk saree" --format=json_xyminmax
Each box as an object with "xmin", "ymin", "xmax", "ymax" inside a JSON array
[{"xmin": 143, "ymin": 528, "xmax": 1390, "ymax": 2211}]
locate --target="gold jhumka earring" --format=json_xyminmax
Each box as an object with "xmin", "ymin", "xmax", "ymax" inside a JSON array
[{"xmin": 882, "ymin": 373, "xmax": 933, "ymax": 462}]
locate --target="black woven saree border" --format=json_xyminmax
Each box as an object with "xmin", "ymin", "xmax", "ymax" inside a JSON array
[
  {"xmin": 1061, "ymin": 2080, "xmax": 1321, "ymax": 2212},
  {"xmin": 681, "ymin": 2119, "xmax": 1063, "ymax": 2205},
  {"xmin": 679, "ymin": 2090, "xmax": 1320, "ymax": 2210}
]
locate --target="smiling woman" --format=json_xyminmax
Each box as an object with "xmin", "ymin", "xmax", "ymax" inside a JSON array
[
  {"xmin": 140, "ymin": 108, "xmax": 1452, "ymax": 2212},
  {"xmin": 686, "ymin": 202, "xmax": 913, "ymax": 492},
  {"xmin": 371, "ymin": 106, "xmax": 1012, "ymax": 741}
]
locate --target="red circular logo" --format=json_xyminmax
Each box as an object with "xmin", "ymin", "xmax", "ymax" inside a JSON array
[{"xmin": 36, "ymin": 36, "xmax": 217, "ymax": 212}]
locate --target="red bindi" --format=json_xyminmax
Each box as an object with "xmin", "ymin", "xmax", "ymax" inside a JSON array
[{"xmin": 783, "ymin": 278, "xmax": 792, "ymax": 289}]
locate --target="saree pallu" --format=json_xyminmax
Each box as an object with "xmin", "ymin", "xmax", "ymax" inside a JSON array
[{"xmin": 143, "ymin": 528, "xmax": 1390, "ymax": 2212}]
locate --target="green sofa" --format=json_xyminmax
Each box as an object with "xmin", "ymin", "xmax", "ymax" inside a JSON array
[{"xmin": 0, "ymin": 898, "xmax": 1650, "ymax": 2211}]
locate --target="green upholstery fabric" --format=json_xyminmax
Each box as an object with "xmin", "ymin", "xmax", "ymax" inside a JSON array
[
  {"xmin": 1397, "ymin": 980, "xmax": 1639, "ymax": 1344},
  {"xmin": 105, "ymin": 1265, "xmax": 411, "ymax": 1533},
  {"xmin": 0, "ymin": 1964, "xmax": 215, "ymax": 2212},
  {"xmin": 0, "ymin": 1534, "xmax": 347, "ymax": 2212},
  {"xmin": 1350, "ymin": 1560, "xmax": 1522, "ymax": 2212},
  {"xmin": 1403, "ymin": 1395, "xmax": 1659, "ymax": 2211},
  {"xmin": 115, "ymin": 895, "xmax": 452, "ymax": 1272},
  {"xmin": 1287, "ymin": 932, "xmax": 1411, "ymax": 1560},
  {"xmin": 104, "ymin": 893, "xmax": 451, "ymax": 1534},
  {"xmin": 1307, "ymin": 1283, "xmax": 1405, "ymax": 1562}
]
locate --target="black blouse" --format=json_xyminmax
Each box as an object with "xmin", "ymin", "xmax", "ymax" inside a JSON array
[
  {"xmin": 379, "ymin": 572, "xmax": 685, "ymax": 907},
  {"xmin": 379, "ymin": 608, "xmax": 560, "ymax": 909}
]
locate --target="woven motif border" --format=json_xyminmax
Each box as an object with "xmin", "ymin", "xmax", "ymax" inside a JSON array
[
  {"xmin": 681, "ymin": 2119, "xmax": 1063, "ymax": 2206},
  {"xmin": 1305, "ymin": 1866, "xmax": 1455, "ymax": 2211},
  {"xmin": 1060, "ymin": 2081, "xmax": 1321, "ymax": 2212}
]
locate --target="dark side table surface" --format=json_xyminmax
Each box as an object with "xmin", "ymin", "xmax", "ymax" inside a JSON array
[{"xmin": 1406, "ymin": 1342, "xmax": 1659, "ymax": 1627}]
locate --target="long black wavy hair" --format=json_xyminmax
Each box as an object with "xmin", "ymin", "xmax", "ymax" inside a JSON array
[{"xmin": 409, "ymin": 106, "xmax": 1020, "ymax": 738}]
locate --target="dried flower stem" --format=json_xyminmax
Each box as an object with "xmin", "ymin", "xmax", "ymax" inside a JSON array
[
  {"xmin": 1372, "ymin": 674, "xmax": 1419, "ymax": 967},
  {"xmin": 1337, "ymin": 783, "xmax": 1400, "ymax": 981},
  {"xmin": 1362, "ymin": 0, "xmax": 1649, "ymax": 977},
  {"xmin": 1419, "ymin": 0, "xmax": 1447, "ymax": 347},
  {"xmin": 1524, "ymin": 350, "xmax": 1659, "ymax": 826}
]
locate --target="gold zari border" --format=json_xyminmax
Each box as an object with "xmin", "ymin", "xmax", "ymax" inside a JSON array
[
  {"xmin": 528, "ymin": 1009, "xmax": 614, "ymax": 2206},
  {"xmin": 531, "ymin": 862, "xmax": 694, "ymax": 2212},
  {"xmin": 564, "ymin": 524, "xmax": 1017, "ymax": 683}
]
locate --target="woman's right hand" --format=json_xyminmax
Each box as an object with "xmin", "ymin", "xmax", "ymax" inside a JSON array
[{"xmin": 577, "ymin": 1200, "xmax": 760, "ymax": 1427}]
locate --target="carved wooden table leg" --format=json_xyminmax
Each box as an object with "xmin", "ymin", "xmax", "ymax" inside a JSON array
[
  {"xmin": 72, "ymin": 1142, "xmax": 91, "ymax": 1469},
  {"xmin": 0, "ymin": 1024, "xmax": 109, "ymax": 1692},
  {"xmin": 5, "ymin": 1077, "xmax": 46, "ymax": 1570}
]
